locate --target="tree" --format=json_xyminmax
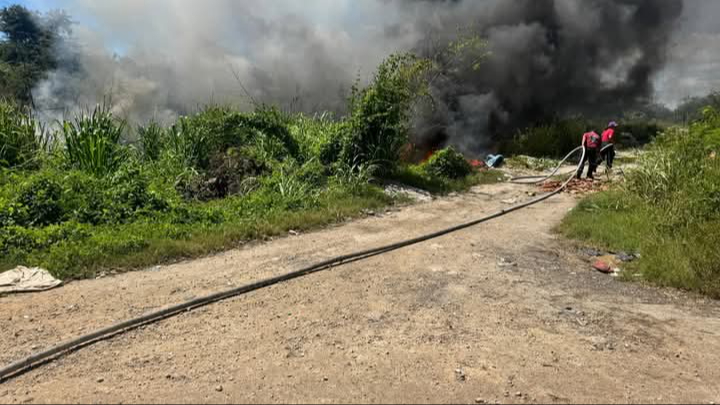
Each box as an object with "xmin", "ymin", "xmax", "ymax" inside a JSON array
[{"xmin": 0, "ymin": 4, "xmax": 71, "ymax": 105}]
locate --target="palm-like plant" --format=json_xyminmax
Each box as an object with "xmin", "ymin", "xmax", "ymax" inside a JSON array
[{"xmin": 62, "ymin": 104, "xmax": 125, "ymax": 176}]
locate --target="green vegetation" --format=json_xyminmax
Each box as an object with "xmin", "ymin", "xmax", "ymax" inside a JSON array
[
  {"xmin": 560, "ymin": 107, "xmax": 720, "ymax": 297},
  {"xmin": 501, "ymin": 117, "xmax": 664, "ymax": 159},
  {"xmin": 0, "ymin": 5, "xmax": 71, "ymax": 104},
  {"xmin": 389, "ymin": 146, "xmax": 503, "ymax": 194},
  {"xmin": 341, "ymin": 53, "xmax": 431, "ymax": 175},
  {"xmin": 0, "ymin": 101, "xmax": 45, "ymax": 168},
  {"xmin": 0, "ymin": 52, "xmax": 489, "ymax": 280},
  {"xmin": 423, "ymin": 147, "xmax": 472, "ymax": 179}
]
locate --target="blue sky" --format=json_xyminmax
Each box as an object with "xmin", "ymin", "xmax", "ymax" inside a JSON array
[{"xmin": 7, "ymin": 0, "xmax": 373, "ymax": 55}]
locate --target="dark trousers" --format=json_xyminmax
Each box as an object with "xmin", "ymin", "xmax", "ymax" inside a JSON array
[
  {"xmin": 600, "ymin": 143, "xmax": 615, "ymax": 169},
  {"xmin": 577, "ymin": 148, "xmax": 598, "ymax": 179}
]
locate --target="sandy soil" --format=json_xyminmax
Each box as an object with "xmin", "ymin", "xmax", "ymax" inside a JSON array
[{"xmin": 1, "ymin": 175, "xmax": 719, "ymax": 404}]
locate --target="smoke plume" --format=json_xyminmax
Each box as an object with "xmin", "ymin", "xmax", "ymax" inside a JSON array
[
  {"xmin": 395, "ymin": 0, "xmax": 685, "ymax": 152},
  {"xmin": 32, "ymin": 0, "xmax": 713, "ymax": 153}
]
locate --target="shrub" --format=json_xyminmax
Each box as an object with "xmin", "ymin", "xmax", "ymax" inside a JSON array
[
  {"xmin": 289, "ymin": 112, "xmax": 348, "ymax": 164},
  {"xmin": 165, "ymin": 106, "xmax": 299, "ymax": 171},
  {"xmin": 423, "ymin": 147, "xmax": 472, "ymax": 179},
  {"xmin": 62, "ymin": 104, "xmax": 126, "ymax": 176},
  {"xmin": 504, "ymin": 117, "xmax": 587, "ymax": 158},
  {"xmin": 342, "ymin": 53, "xmax": 431, "ymax": 174},
  {"xmin": 16, "ymin": 175, "xmax": 64, "ymax": 226}
]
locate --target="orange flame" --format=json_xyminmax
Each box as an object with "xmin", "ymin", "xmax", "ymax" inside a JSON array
[{"xmin": 422, "ymin": 149, "xmax": 436, "ymax": 163}]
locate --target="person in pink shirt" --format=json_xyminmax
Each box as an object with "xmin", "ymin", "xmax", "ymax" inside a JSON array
[
  {"xmin": 600, "ymin": 121, "xmax": 618, "ymax": 169},
  {"xmin": 577, "ymin": 129, "xmax": 601, "ymax": 179}
]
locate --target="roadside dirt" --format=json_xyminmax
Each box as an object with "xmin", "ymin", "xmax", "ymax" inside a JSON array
[{"xmin": 1, "ymin": 169, "xmax": 719, "ymax": 404}]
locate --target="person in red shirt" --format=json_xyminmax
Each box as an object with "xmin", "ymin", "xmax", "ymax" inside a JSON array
[
  {"xmin": 577, "ymin": 129, "xmax": 601, "ymax": 179},
  {"xmin": 600, "ymin": 121, "xmax": 618, "ymax": 169}
]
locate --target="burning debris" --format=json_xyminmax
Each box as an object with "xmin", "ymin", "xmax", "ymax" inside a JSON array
[{"xmin": 539, "ymin": 179, "xmax": 611, "ymax": 195}]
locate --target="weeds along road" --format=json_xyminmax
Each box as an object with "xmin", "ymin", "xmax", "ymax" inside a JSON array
[{"xmin": 1, "ymin": 179, "xmax": 719, "ymax": 404}]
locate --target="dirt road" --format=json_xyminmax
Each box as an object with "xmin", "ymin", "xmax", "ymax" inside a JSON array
[{"xmin": 1, "ymin": 179, "xmax": 719, "ymax": 404}]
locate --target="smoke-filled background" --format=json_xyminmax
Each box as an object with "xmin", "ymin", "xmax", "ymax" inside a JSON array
[{"xmin": 20, "ymin": 0, "xmax": 720, "ymax": 152}]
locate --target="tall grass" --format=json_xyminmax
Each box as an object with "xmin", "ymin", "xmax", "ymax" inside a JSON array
[
  {"xmin": 62, "ymin": 104, "xmax": 125, "ymax": 176},
  {"xmin": 0, "ymin": 100, "xmax": 46, "ymax": 168},
  {"xmin": 138, "ymin": 121, "xmax": 165, "ymax": 162},
  {"xmin": 560, "ymin": 107, "xmax": 720, "ymax": 298}
]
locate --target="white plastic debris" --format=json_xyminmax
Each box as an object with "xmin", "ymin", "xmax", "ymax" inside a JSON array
[{"xmin": 0, "ymin": 266, "xmax": 62, "ymax": 294}]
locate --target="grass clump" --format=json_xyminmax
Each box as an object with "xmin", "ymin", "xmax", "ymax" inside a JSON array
[
  {"xmin": 62, "ymin": 104, "xmax": 126, "ymax": 176},
  {"xmin": 0, "ymin": 100, "xmax": 45, "ymax": 169},
  {"xmin": 559, "ymin": 106, "xmax": 720, "ymax": 298}
]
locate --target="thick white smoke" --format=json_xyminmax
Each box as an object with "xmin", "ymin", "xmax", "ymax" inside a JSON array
[
  {"xmin": 30, "ymin": 0, "xmax": 720, "ymax": 151},
  {"xmin": 32, "ymin": 0, "xmax": 415, "ymax": 124}
]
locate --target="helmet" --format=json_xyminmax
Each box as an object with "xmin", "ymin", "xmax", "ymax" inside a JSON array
[{"xmin": 608, "ymin": 121, "xmax": 618, "ymax": 128}]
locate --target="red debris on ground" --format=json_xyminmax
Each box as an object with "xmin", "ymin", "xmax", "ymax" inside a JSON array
[
  {"xmin": 592, "ymin": 259, "xmax": 613, "ymax": 274},
  {"xmin": 469, "ymin": 159, "xmax": 487, "ymax": 170}
]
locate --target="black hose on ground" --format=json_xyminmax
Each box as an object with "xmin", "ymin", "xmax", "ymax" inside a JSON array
[{"xmin": 0, "ymin": 148, "xmax": 588, "ymax": 383}]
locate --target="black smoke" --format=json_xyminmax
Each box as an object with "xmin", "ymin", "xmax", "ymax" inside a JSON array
[{"xmin": 399, "ymin": 0, "xmax": 684, "ymax": 153}]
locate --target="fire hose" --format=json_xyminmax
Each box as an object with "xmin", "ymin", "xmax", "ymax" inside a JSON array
[
  {"xmin": 0, "ymin": 146, "xmax": 591, "ymax": 382},
  {"xmin": 510, "ymin": 144, "xmax": 615, "ymax": 184}
]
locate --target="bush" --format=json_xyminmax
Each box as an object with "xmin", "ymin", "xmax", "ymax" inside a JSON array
[
  {"xmin": 0, "ymin": 100, "xmax": 45, "ymax": 168},
  {"xmin": 62, "ymin": 104, "xmax": 126, "ymax": 176},
  {"xmin": 165, "ymin": 106, "xmax": 299, "ymax": 172},
  {"xmin": 289, "ymin": 112, "xmax": 347, "ymax": 164},
  {"xmin": 423, "ymin": 147, "xmax": 472, "ymax": 179},
  {"xmin": 503, "ymin": 118, "xmax": 587, "ymax": 158},
  {"xmin": 342, "ymin": 53, "xmax": 431, "ymax": 174}
]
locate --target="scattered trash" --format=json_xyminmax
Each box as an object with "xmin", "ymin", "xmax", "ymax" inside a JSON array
[
  {"xmin": 579, "ymin": 247, "xmax": 604, "ymax": 257},
  {"xmin": 288, "ymin": 230, "xmax": 299, "ymax": 236},
  {"xmin": 215, "ymin": 385, "xmax": 223, "ymax": 392},
  {"xmin": 384, "ymin": 183, "xmax": 433, "ymax": 202},
  {"xmin": 593, "ymin": 255, "xmax": 622, "ymax": 274},
  {"xmin": 616, "ymin": 252, "xmax": 636, "ymax": 262},
  {"xmin": 497, "ymin": 257, "xmax": 518, "ymax": 268},
  {"xmin": 501, "ymin": 198, "xmax": 518, "ymax": 205},
  {"xmin": 593, "ymin": 259, "xmax": 613, "ymax": 274},
  {"xmin": 540, "ymin": 179, "xmax": 610, "ymax": 194},
  {"xmin": 455, "ymin": 368, "xmax": 467, "ymax": 382},
  {"xmin": 0, "ymin": 266, "xmax": 62, "ymax": 294},
  {"xmin": 486, "ymin": 154, "xmax": 505, "ymax": 168}
]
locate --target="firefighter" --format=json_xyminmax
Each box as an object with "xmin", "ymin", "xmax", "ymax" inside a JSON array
[
  {"xmin": 600, "ymin": 121, "xmax": 618, "ymax": 169},
  {"xmin": 577, "ymin": 129, "xmax": 601, "ymax": 179}
]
